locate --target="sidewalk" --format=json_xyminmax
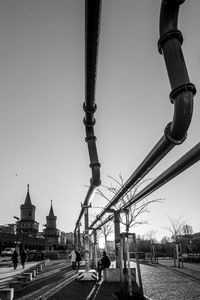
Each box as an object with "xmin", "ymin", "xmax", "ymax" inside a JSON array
[
  {"xmin": 140, "ymin": 260, "xmax": 200, "ymax": 300},
  {"xmin": 0, "ymin": 260, "xmax": 42, "ymax": 289}
]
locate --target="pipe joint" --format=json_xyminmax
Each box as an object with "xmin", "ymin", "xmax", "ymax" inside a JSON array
[
  {"xmin": 83, "ymin": 102, "xmax": 97, "ymax": 114},
  {"xmin": 85, "ymin": 135, "xmax": 97, "ymax": 142},
  {"xmin": 83, "ymin": 117, "xmax": 96, "ymax": 127},
  {"xmin": 158, "ymin": 29, "xmax": 183, "ymax": 54},
  {"xmin": 164, "ymin": 122, "xmax": 187, "ymax": 145},
  {"xmin": 90, "ymin": 162, "xmax": 101, "ymax": 168},
  {"xmin": 169, "ymin": 83, "xmax": 196, "ymax": 103}
]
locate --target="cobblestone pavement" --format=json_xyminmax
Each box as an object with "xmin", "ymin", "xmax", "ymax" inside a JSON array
[
  {"xmin": 140, "ymin": 260, "xmax": 200, "ymax": 300},
  {"xmin": 2, "ymin": 258, "xmax": 200, "ymax": 299}
]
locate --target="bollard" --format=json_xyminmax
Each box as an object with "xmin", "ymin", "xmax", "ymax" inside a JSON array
[{"xmin": 0, "ymin": 288, "xmax": 14, "ymax": 300}]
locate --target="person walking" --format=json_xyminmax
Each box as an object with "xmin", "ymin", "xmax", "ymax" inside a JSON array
[
  {"xmin": 70, "ymin": 249, "xmax": 77, "ymax": 270},
  {"xmin": 20, "ymin": 248, "xmax": 28, "ymax": 269},
  {"xmin": 11, "ymin": 248, "xmax": 19, "ymax": 270},
  {"xmin": 75, "ymin": 250, "xmax": 82, "ymax": 270},
  {"xmin": 98, "ymin": 251, "xmax": 111, "ymax": 280}
]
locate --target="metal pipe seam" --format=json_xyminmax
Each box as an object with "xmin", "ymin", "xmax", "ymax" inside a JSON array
[
  {"xmin": 83, "ymin": 102, "xmax": 97, "ymax": 114},
  {"xmin": 169, "ymin": 83, "xmax": 196, "ymax": 102},
  {"xmin": 158, "ymin": 29, "xmax": 183, "ymax": 54},
  {"xmin": 83, "ymin": 117, "xmax": 96, "ymax": 127},
  {"xmin": 85, "ymin": 135, "xmax": 97, "ymax": 143}
]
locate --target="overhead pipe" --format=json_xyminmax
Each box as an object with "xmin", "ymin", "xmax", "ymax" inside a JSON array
[
  {"xmin": 158, "ymin": 0, "xmax": 196, "ymax": 142},
  {"xmin": 84, "ymin": 0, "xmax": 101, "ymax": 187},
  {"xmin": 74, "ymin": 0, "xmax": 101, "ymax": 233},
  {"xmin": 121, "ymin": 142, "xmax": 200, "ymax": 211},
  {"xmin": 89, "ymin": 0, "xmax": 196, "ymax": 230},
  {"xmin": 92, "ymin": 142, "xmax": 200, "ymax": 230}
]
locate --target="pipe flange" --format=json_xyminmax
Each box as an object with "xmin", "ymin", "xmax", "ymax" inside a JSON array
[
  {"xmin": 83, "ymin": 117, "xmax": 96, "ymax": 127},
  {"xmin": 158, "ymin": 30, "xmax": 183, "ymax": 54},
  {"xmin": 90, "ymin": 162, "xmax": 101, "ymax": 168},
  {"xmin": 83, "ymin": 103, "xmax": 97, "ymax": 114},
  {"xmin": 169, "ymin": 83, "xmax": 197, "ymax": 103},
  {"xmin": 85, "ymin": 135, "xmax": 97, "ymax": 142},
  {"xmin": 164, "ymin": 122, "xmax": 187, "ymax": 145}
]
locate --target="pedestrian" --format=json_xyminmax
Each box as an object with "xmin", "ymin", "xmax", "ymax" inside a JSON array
[
  {"xmin": 75, "ymin": 250, "xmax": 82, "ymax": 270},
  {"xmin": 11, "ymin": 248, "xmax": 19, "ymax": 270},
  {"xmin": 20, "ymin": 248, "xmax": 27, "ymax": 269},
  {"xmin": 69, "ymin": 249, "xmax": 77, "ymax": 270},
  {"xmin": 97, "ymin": 251, "xmax": 111, "ymax": 280}
]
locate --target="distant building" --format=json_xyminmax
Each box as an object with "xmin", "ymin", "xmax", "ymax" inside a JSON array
[
  {"xmin": 106, "ymin": 240, "xmax": 115, "ymax": 252},
  {"xmin": 0, "ymin": 224, "xmax": 16, "ymax": 235},
  {"xmin": 43, "ymin": 200, "xmax": 60, "ymax": 250},
  {"xmin": 192, "ymin": 232, "xmax": 200, "ymax": 239},
  {"xmin": 65, "ymin": 232, "xmax": 74, "ymax": 243},
  {"xmin": 60, "ymin": 231, "xmax": 67, "ymax": 245},
  {"xmin": 16, "ymin": 184, "xmax": 39, "ymax": 237}
]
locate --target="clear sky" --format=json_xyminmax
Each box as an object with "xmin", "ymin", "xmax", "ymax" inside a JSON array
[{"xmin": 0, "ymin": 0, "xmax": 199, "ymax": 242}]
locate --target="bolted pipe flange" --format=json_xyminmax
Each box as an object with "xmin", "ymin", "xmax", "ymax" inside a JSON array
[
  {"xmin": 85, "ymin": 135, "xmax": 97, "ymax": 142},
  {"xmin": 169, "ymin": 83, "xmax": 197, "ymax": 103},
  {"xmin": 164, "ymin": 122, "xmax": 187, "ymax": 145},
  {"xmin": 83, "ymin": 102, "xmax": 97, "ymax": 114},
  {"xmin": 89, "ymin": 162, "xmax": 101, "ymax": 168},
  {"xmin": 83, "ymin": 117, "xmax": 96, "ymax": 127},
  {"xmin": 158, "ymin": 30, "xmax": 183, "ymax": 54}
]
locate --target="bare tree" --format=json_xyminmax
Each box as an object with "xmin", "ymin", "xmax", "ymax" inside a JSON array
[
  {"xmin": 143, "ymin": 230, "xmax": 157, "ymax": 243},
  {"xmin": 166, "ymin": 216, "xmax": 188, "ymax": 241},
  {"xmin": 89, "ymin": 212, "xmax": 113, "ymax": 252},
  {"xmin": 182, "ymin": 224, "xmax": 193, "ymax": 253},
  {"xmin": 96, "ymin": 174, "xmax": 163, "ymax": 233},
  {"xmin": 100, "ymin": 221, "xmax": 113, "ymax": 252}
]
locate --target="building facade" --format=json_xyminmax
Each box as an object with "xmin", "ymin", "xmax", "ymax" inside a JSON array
[
  {"xmin": 43, "ymin": 200, "xmax": 60, "ymax": 250},
  {"xmin": 16, "ymin": 184, "xmax": 39, "ymax": 238}
]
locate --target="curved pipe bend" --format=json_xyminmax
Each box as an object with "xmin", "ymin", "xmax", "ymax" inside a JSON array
[{"xmin": 158, "ymin": 0, "xmax": 196, "ymax": 145}]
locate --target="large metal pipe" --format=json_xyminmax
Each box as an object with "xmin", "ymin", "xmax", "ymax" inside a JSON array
[
  {"xmin": 158, "ymin": 0, "xmax": 196, "ymax": 142},
  {"xmin": 74, "ymin": 0, "xmax": 102, "ymax": 233},
  {"xmin": 92, "ymin": 142, "xmax": 200, "ymax": 230},
  {"xmin": 75, "ymin": 185, "xmax": 96, "ymax": 231},
  {"xmin": 83, "ymin": 0, "xmax": 101, "ymax": 187},
  {"xmin": 89, "ymin": 0, "xmax": 196, "ymax": 230},
  {"xmin": 122, "ymin": 143, "xmax": 200, "ymax": 211}
]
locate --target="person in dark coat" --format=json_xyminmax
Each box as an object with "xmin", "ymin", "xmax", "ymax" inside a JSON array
[
  {"xmin": 11, "ymin": 248, "xmax": 19, "ymax": 270},
  {"xmin": 75, "ymin": 250, "xmax": 82, "ymax": 270},
  {"xmin": 20, "ymin": 249, "xmax": 27, "ymax": 269},
  {"xmin": 98, "ymin": 251, "xmax": 111, "ymax": 280}
]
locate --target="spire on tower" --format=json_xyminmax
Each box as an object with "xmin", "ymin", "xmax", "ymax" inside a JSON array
[
  {"xmin": 49, "ymin": 200, "xmax": 55, "ymax": 217},
  {"xmin": 24, "ymin": 183, "xmax": 32, "ymax": 206}
]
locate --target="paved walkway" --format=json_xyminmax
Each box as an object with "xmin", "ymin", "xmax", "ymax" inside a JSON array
[
  {"xmin": 140, "ymin": 259, "xmax": 200, "ymax": 300},
  {"xmin": 0, "ymin": 260, "xmax": 41, "ymax": 289},
  {"xmin": 1, "ymin": 259, "xmax": 200, "ymax": 299}
]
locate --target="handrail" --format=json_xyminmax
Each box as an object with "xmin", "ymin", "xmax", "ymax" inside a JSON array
[
  {"xmin": 74, "ymin": 0, "xmax": 102, "ymax": 233},
  {"xmin": 92, "ymin": 142, "xmax": 200, "ymax": 230},
  {"xmin": 89, "ymin": 0, "xmax": 196, "ymax": 230}
]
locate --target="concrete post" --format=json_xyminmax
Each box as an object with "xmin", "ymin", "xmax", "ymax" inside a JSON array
[
  {"xmin": 83, "ymin": 203, "xmax": 91, "ymax": 271},
  {"xmin": 74, "ymin": 230, "xmax": 77, "ymax": 249},
  {"xmin": 77, "ymin": 223, "xmax": 81, "ymax": 251},
  {"xmin": 93, "ymin": 229, "xmax": 98, "ymax": 268},
  {"xmin": 114, "ymin": 211, "xmax": 121, "ymax": 268}
]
